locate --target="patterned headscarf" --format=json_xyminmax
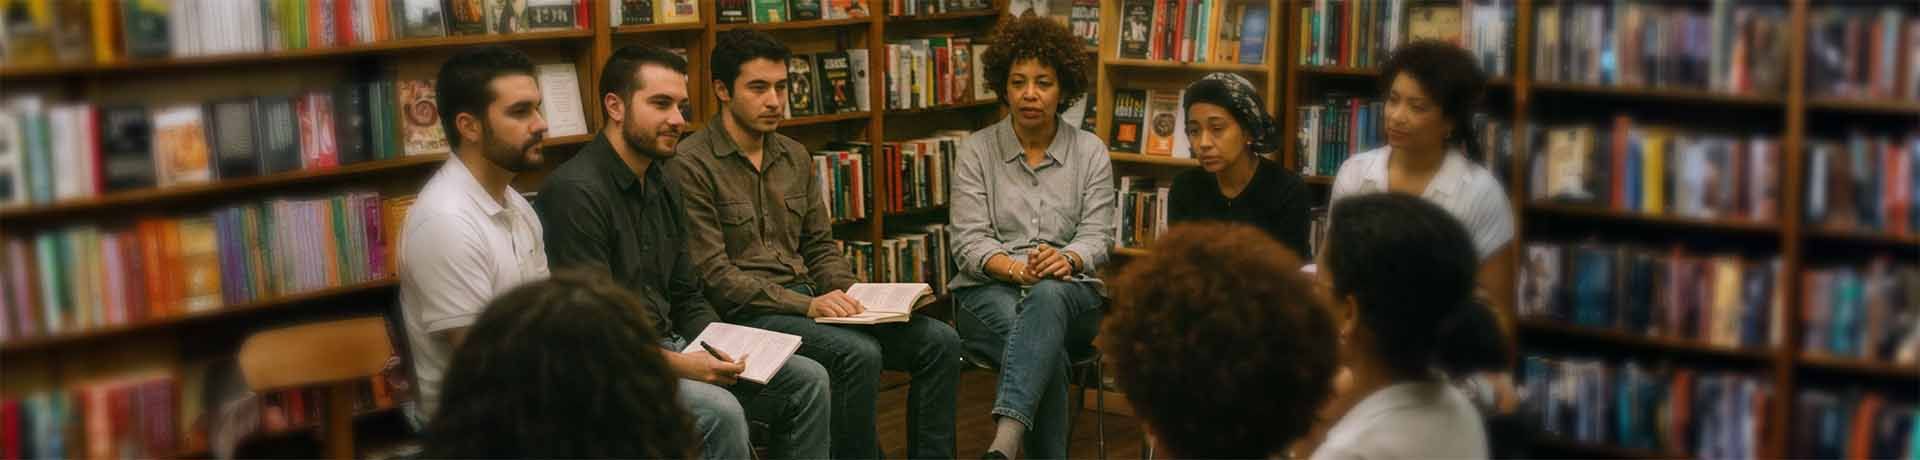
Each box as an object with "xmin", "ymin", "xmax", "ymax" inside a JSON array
[{"xmin": 1182, "ymin": 72, "xmax": 1279, "ymax": 154}]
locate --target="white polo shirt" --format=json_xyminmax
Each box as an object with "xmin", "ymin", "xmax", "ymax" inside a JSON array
[
  {"xmin": 1329, "ymin": 147, "xmax": 1516, "ymax": 260},
  {"xmin": 1311, "ymin": 381, "xmax": 1490, "ymax": 460},
  {"xmin": 398, "ymin": 157, "xmax": 549, "ymax": 421}
]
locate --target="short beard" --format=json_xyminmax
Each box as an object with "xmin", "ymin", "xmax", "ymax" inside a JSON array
[
  {"xmin": 481, "ymin": 121, "xmax": 542, "ymax": 173},
  {"xmin": 622, "ymin": 105, "xmax": 676, "ymax": 161}
]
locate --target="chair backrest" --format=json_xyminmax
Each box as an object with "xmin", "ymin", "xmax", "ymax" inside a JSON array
[{"xmin": 236, "ymin": 317, "xmax": 395, "ymax": 391}]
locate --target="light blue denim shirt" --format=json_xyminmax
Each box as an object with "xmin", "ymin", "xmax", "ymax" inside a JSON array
[{"xmin": 947, "ymin": 116, "xmax": 1116, "ymax": 292}]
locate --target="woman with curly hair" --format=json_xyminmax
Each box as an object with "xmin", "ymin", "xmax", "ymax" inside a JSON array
[
  {"xmin": 1167, "ymin": 72, "xmax": 1314, "ymax": 256},
  {"xmin": 947, "ymin": 16, "xmax": 1114, "ymax": 460},
  {"xmin": 1103, "ymin": 223, "xmax": 1339, "ymax": 459},
  {"xmin": 423, "ymin": 270, "xmax": 699, "ymax": 458}
]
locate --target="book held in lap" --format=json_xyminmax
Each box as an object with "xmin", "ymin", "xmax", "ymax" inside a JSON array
[
  {"xmin": 816, "ymin": 283, "xmax": 937, "ymax": 325},
  {"xmin": 683, "ymin": 323, "xmax": 804, "ymax": 384}
]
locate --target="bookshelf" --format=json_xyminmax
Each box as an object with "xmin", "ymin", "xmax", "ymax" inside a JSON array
[
  {"xmin": 1265, "ymin": 0, "xmax": 1917, "ymax": 458},
  {"xmin": 0, "ymin": 0, "xmax": 1013, "ymax": 457}
]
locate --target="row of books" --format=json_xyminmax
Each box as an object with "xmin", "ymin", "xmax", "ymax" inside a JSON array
[
  {"xmin": 0, "ymin": 374, "xmax": 178, "ymax": 459},
  {"xmin": 1804, "ymin": 134, "xmax": 1919, "ymax": 236},
  {"xmin": 1010, "ymin": 0, "xmax": 1098, "ymax": 48},
  {"xmin": 0, "ymin": 0, "xmax": 589, "ymax": 67},
  {"xmin": 877, "ymin": 134, "xmax": 961, "ymax": 214},
  {"xmin": 786, "ymin": 50, "xmax": 874, "ymax": 117},
  {"xmin": 1295, "ymin": 94, "xmax": 1382, "ymax": 178},
  {"xmin": 1519, "ymin": 355, "xmax": 1772, "ymax": 458},
  {"xmin": 610, "ymin": 0, "xmax": 702, "ymax": 26},
  {"xmin": 1116, "ymin": 0, "xmax": 1269, "ymax": 65},
  {"xmin": 1793, "ymin": 389, "xmax": 1919, "ymax": 459},
  {"xmin": 1518, "ymin": 241, "xmax": 1783, "ymax": 351},
  {"xmin": 811, "ymin": 150, "xmax": 868, "ymax": 223},
  {"xmin": 714, "ymin": 0, "xmax": 872, "ymax": 24},
  {"xmin": 1526, "ymin": 119, "xmax": 1783, "ymax": 224},
  {"xmin": 883, "ymin": 38, "xmax": 987, "ymax": 111},
  {"xmin": 888, "ymin": 0, "xmax": 990, "ymax": 17},
  {"xmin": 1297, "ymin": 0, "xmax": 1512, "ymax": 77},
  {"xmin": 1801, "ymin": 257, "xmax": 1920, "ymax": 366},
  {"xmin": 1808, "ymin": 8, "xmax": 1920, "ymax": 102},
  {"xmin": 1113, "ymin": 176, "xmax": 1168, "ymax": 249},
  {"xmin": 1108, "ymin": 88, "xmax": 1190, "ymax": 157},
  {"xmin": 836, "ymin": 224, "xmax": 954, "ymax": 293},
  {"xmin": 1534, "ymin": 2, "xmax": 1788, "ymax": 95},
  {"xmin": 0, "ymin": 192, "xmax": 407, "ymax": 344}
]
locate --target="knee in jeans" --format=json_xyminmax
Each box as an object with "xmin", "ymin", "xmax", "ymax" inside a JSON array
[
  {"xmin": 1025, "ymin": 280, "xmax": 1080, "ymax": 312},
  {"xmin": 684, "ymin": 385, "xmax": 748, "ymax": 434},
  {"xmin": 786, "ymin": 356, "xmax": 832, "ymax": 398},
  {"xmin": 919, "ymin": 318, "xmax": 962, "ymax": 356},
  {"xmin": 840, "ymin": 337, "xmax": 885, "ymax": 377}
]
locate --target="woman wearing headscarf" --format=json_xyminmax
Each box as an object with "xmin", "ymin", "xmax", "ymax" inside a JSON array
[{"xmin": 1166, "ymin": 73, "xmax": 1314, "ymax": 257}]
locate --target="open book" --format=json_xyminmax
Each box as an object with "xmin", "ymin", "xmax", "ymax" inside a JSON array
[
  {"xmin": 682, "ymin": 323, "xmax": 804, "ymax": 384},
  {"xmin": 815, "ymin": 283, "xmax": 938, "ymax": 325}
]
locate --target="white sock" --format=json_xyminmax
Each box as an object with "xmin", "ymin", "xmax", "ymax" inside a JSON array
[{"xmin": 989, "ymin": 416, "xmax": 1026, "ymax": 459}]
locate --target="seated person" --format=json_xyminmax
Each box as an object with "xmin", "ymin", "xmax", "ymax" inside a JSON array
[
  {"xmin": 668, "ymin": 29, "xmax": 961, "ymax": 460},
  {"xmin": 1167, "ymin": 73, "xmax": 1313, "ymax": 256},
  {"xmin": 1308, "ymin": 193, "xmax": 1510, "ymax": 460},
  {"xmin": 1102, "ymin": 222, "xmax": 1339, "ymax": 459},
  {"xmin": 948, "ymin": 16, "xmax": 1114, "ymax": 460},
  {"xmin": 423, "ymin": 271, "xmax": 699, "ymax": 458},
  {"xmin": 535, "ymin": 45, "xmax": 830, "ymax": 460}
]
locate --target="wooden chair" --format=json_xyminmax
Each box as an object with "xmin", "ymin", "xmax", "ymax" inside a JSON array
[{"xmin": 236, "ymin": 316, "xmax": 395, "ymax": 460}]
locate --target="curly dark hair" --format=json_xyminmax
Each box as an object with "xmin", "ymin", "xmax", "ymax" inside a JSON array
[
  {"xmin": 981, "ymin": 16, "xmax": 1091, "ymax": 113},
  {"xmin": 436, "ymin": 45, "xmax": 537, "ymax": 150},
  {"xmin": 1325, "ymin": 193, "xmax": 1510, "ymax": 378},
  {"xmin": 1380, "ymin": 40, "xmax": 1488, "ymax": 161},
  {"xmin": 1103, "ymin": 223, "xmax": 1339, "ymax": 459},
  {"xmin": 423, "ymin": 270, "xmax": 698, "ymax": 459}
]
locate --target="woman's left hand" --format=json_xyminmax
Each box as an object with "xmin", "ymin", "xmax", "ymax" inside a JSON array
[{"xmin": 1028, "ymin": 245, "xmax": 1076, "ymax": 279}]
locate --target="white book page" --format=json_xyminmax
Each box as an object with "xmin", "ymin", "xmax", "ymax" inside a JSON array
[
  {"xmin": 535, "ymin": 63, "xmax": 589, "ymax": 138},
  {"xmin": 683, "ymin": 323, "xmax": 803, "ymax": 384},
  {"xmin": 845, "ymin": 283, "xmax": 933, "ymax": 315}
]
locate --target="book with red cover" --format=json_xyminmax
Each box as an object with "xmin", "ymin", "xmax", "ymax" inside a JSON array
[
  {"xmin": 1, "ymin": 398, "xmax": 20, "ymax": 459},
  {"xmin": 297, "ymin": 92, "xmax": 340, "ymax": 170}
]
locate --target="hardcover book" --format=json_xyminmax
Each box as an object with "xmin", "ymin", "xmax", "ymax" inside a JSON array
[{"xmin": 151, "ymin": 105, "xmax": 212, "ymax": 187}]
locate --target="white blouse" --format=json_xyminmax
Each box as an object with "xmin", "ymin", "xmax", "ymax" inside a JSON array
[
  {"xmin": 1329, "ymin": 147, "xmax": 1516, "ymax": 261},
  {"xmin": 1310, "ymin": 382, "xmax": 1490, "ymax": 460}
]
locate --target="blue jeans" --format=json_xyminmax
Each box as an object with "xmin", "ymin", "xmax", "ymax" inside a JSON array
[
  {"xmin": 953, "ymin": 280, "xmax": 1104, "ymax": 460},
  {"xmin": 739, "ymin": 284, "xmax": 961, "ymax": 459},
  {"xmin": 667, "ymin": 337, "xmax": 833, "ymax": 460}
]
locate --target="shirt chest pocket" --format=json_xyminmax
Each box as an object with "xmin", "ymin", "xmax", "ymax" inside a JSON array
[
  {"xmin": 782, "ymin": 195, "xmax": 809, "ymax": 246},
  {"xmin": 716, "ymin": 201, "xmax": 758, "ymax": 252}
]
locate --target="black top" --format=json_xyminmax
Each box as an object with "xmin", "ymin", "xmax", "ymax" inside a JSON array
[
  {"xmin": 534, "ymin": 133, "xmax": 719, "ymax": 342},
  {"xmin": 1167, "ymin": 157, "xmax": 1313, "ymax": 257}
]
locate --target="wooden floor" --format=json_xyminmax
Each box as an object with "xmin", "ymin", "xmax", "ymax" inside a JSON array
[{"xmin": 876, "ymin": 371, "xmax": 1147, "ymax": 460}]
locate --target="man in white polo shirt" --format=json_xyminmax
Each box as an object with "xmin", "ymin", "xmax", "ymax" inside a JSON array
[{"xmin": 398, "ymin": 45, "xmax": 552, "ymax": 424}]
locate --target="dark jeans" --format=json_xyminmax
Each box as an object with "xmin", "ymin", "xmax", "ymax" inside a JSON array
[
  {"xmin": 736, "ymin": 283, "xmax": 961, "ymax": 459},
  {"xmin": 665, "ymin": 336, "xmax": 832, "ymax": 460},
  {"xmin": 952, "ymin": 280, "xmax": 1103, "ymax": 460}
]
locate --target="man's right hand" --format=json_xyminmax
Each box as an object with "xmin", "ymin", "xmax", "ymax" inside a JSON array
[
  {"xmin": 684, "ymin": 349, "xmax": 748, "ymax": 386},
  {"xmin": 807, "ymin": 290, "xmax": 866, "ymax": 318}
]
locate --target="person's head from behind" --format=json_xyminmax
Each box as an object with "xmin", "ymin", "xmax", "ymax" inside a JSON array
[
  {"xmin": 1103, "ymin": 223, "xmax": 1338, "ymax": 459},
  {"xmin": 600, "ymin": 45, "xmax": 691, "ymax": 159},
  {"xmin": 1320, "ymin": 193, "xmax": 1508, "ymax": 381},
  {"xmin": 437, "ymin": 45, "xmax": 549, "ymax": 172},
  {"xmin": 981, "ymin": 16, "xmax": 1090, "ymax": 131},
  {"xmin": 1182, "ymin": 72, "xmax": 1277, "ymax": 174},
  {"xmin": 711, "ymin": 29, "xmax": 791, "ymax": 136},
  {"xmin": 1379, "ymin": 40, "xmax": 1485, "ymax": 158},
  {"xmin": 424, "ymin": 270, "xmax": 697, "ymax": 459}
]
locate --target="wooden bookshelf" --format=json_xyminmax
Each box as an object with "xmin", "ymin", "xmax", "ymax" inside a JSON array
[
  {"xmin": 1105, "ymin": 58, "xmax": 1269, "ymax": 73},
  {"xmin": 612, "ymin": 22, "xmax": 709, "ymax": 35},
  {"xmin": 1528, "ymin": 437, "xmax": 1689, "ymax": 460},
  {"xmin": 1528, "ymin": 81, "xmax": 1787, "ymax": 107},
  {"xmin": 1804, "ymin": 228, "xmax": 1920, "ymax": 248},
  {"xmin": 1517, "ymin": 320, "xmax": 1777, "ymax": 363},
  {"xmin": 0, "ymin": 155, "xmax": 448, "ymax": 223},
  {"xmin": 1109, "ymin": 152, "xmax": 1199, "ymax": 167},
  {"xmin": 0, "ymin": 30, "xmax": 597, "ymax": 80},
  {"xmin": 783, "ymin": 110, "xmax": 875, "ymax": 128},
  {"xmin": 1797, "ymin": 355, "xmax": 1920, "ymax": 381},
  {"xmin": 1298, "ymin": 65, "xmax": 1380, "ymax": 78},
  {"xmin": 1303, "ymin": 175, "xmax": 1335, "ymax": 186},
  {"xmin": 1524, "ymin": 203, "xmax": 1783, "ymax": 235},
  {"xmin": 885, "ymin": 9, "xmax": 1001, "ymax": 23},
  {"xmin": 1805, "ymin": 97, "xmax": 1920, "ymax": 115},
  {"xmin": 0, "ymin": 278, "xmax": 399, "ymax": 354},
  {"xmin": 888, "ymin": 100, "xmax": 1001, "ymax": 115},
  {"xmin": 714, "ymin": 17, "xmax": 874, "ymax": 31}
]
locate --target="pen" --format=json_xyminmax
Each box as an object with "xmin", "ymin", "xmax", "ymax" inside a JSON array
[{"xmin": 700, "ymin": 342, "xmax": 735, "ymax": 363}]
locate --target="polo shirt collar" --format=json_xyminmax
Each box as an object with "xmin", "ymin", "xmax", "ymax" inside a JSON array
[
  {"xmin": 707, "ymin": 114, "xmax": 792, "ymax": 167},
  {"xmin": 993, "ymin": 116, "xmax": 1068, "ymax": 165},
  {"xmin": 1364, "ymin": 148, "xmax": 1469, "ymax": 201},
  {"xmin": 444, "ymin": 155, "xmax": 508, "ymax": 217},
  {"xmin": 1325, "ymin": 381, "xmax": 1449, "ymax": 442}
]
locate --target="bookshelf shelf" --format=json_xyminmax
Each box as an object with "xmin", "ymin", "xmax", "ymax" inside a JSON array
[
  {"xmin": 890, "ymin": 206, "xmax": 950, "ymax": 219},
  {"xmin": 1109, "ymin": 152, "xmax": 1198, "ymax": 167},
  {"xmin": 1529, "ymin": 437, "xmax": 1688, "ymax": 459},
  {"xmin": 1805, "ymin": 97, "xmax": 1920, "ymax": 115},
  {"xmin": 1805, "ymin": 228, "xmax": 1920, "ymax": 248},
  {"xmin": 1517, "ymin": 320, "xmax": 1776, "ymax": 363},
  {"xmin": 888, "ymin": 100, "xmax": 1001, "ymax": 115},
  {"xmin": 1529, "ymin": 82, "xmax": 1786, "ymax": 107},
  {"xmin": 715, "ymin": 17, "xmax": 874, "ymax": 31},
  {"xmin": 783, "ymin": 111, "xmax": 874, "ymax": 128},
  {"xmin": 0, "ymin": 30, "xmax": 596, "ymax": 80},
  {"xmin": 1113, "ymin": 247, "xmax": 1150, "ymax": 258},
  {"xmin": 545, "ymin": 134, "xmax": 595, "ymax": 147},
  {"xmin": 1303, "ymin": 175, "xmax": 1335, "ymax": 186},
  {"xmin": 612, "ymin": 22, "xmax": 709, "ymax": 35},
  {"xmin": 0, "ymin": 155, "xmax": 448, "ymax": 223},
  {"xmin": 885, "ymin": 9, "xmax": 1000, "ymax": 23},
  {"xmin": 1106, "ymin": 58, "xmax": 1267, "ymax": 73},
  {"xmin": 1298, "ymin": 65, "xmax": 1380, "ymax": 78},
  {"xmin": 1797, "ymin": 355, "xmax": 1920, "ymax": 381},
  {"xmin": 0, "ymin": 279, "xmax": 399, "ymax": 354},
  {"xmin": 1524, "ymin": 203, "xmax": 1783, "ymax": 235}
]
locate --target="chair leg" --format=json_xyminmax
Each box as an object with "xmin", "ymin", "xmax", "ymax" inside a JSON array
[
  {"xmin": 1094, "ymin": 362, "xmax": 1106, "ymax": 460},
  {"xmin": 1066, "ymin": 367, "xmax": 1080, "ymax": 458}
]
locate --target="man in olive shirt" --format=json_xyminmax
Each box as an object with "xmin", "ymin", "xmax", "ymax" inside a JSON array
[
  {"xmin": 669, "ymin": 30, "xmax": 960, "ymax": 460},
  {"xmin": 534, "ymin": 45, "xmax": 829, "ymax": 460}
]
